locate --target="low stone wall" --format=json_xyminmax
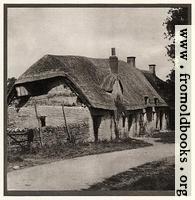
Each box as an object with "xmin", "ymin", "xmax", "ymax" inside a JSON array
[{"xmin": 7, "ymin": 122, "xmax": 92, "ymax": 151}]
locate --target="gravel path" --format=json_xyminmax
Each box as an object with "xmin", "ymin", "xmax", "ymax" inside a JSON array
[{"xmin": 7, "ymin": 138, "xmax": 174, "ymax": 191}]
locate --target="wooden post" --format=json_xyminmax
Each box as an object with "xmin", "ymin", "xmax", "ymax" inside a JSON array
[
  {"xmin": 61, "ymin": 104, "xmax": 72, "ymax": 142},
  {"xmin": 34, "ymin": 101, "xmax": 43, "ymax": 147}
]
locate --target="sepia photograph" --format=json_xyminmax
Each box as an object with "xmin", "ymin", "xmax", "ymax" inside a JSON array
[{"xmin": 4, "ymin": 4, "xmax": 191, "ymax": 196}]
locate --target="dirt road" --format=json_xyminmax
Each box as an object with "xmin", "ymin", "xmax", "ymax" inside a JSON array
[{"xmin": 7, "ymin": 138, "xmax": 174, "ymax": 191}]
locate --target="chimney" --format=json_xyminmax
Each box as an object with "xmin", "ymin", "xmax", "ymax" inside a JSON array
[
  {"xmin": 149, "ymin": 64, "xmax": 156, "ymax": 75},
  {"xmin": 111, "ymin": 47, "xmax": 116, "ymax": 56},
  {"xmin": 127, "ymin": 56, "xmax": 136, "ymax": 67},
  {"xmin": 109, "ymin": 48, "xmax": 118, "ymax": 74}
]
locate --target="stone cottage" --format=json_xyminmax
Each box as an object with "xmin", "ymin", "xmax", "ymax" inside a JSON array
[{"xmin": 8, "ymin": 48, "xmax": 169, "ymax": 142}]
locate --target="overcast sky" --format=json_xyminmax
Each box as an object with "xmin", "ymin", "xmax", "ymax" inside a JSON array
[{"xmin": 8, "ymin": 7, "xmax": 173, "ymax": 80}]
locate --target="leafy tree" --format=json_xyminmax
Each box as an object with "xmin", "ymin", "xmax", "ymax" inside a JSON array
[
  {"xmin": 163, "ymin": 7, "xmax": 189, "ymax": 119},
  {"xmin": 163, "ymin": 7, "xmax": 189, "ymax": 86},
  {"xmin": 163, "ymin": 7, "xmax": 189, "ymax": 62},
  {"xmin": 166, "ymin": 69, "xmax": 175, "ymax": 84}
]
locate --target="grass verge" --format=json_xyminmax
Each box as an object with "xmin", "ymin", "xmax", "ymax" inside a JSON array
[
  {"xmin": 7, "ymin": 138, "xmax": 152, "ymax": 172},
  {"xmin": 84, "ymin": 156, "xmax": 175, "ymax": 191},
  {"xmin": 150, "ymin": 131, "xmax": 175, "ymax": 144}
]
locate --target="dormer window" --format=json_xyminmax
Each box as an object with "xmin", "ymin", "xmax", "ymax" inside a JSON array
[
  {"xmin": 154, "ymin": 97, "xmax": 159, "ymax": 105},
  {"xmin": 144, "ymin": 95, "xmax": 149, "ymax": 105}
]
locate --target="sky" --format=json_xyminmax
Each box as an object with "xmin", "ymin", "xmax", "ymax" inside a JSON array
[{"xmin": 8, "ymin": 7, "xmax": 173, "ymax": 80}]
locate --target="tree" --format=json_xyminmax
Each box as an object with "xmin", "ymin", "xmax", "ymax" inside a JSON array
[
  {"xmin": 7, "ymin": 77, "xmax": 17, "ymax": 94},
  {"xmin": 163, "ymin": 7, "xmax": 189, "ymax": 62},
  {"xmin": 163, "ymin": 7, "xmax": 189, "ymax": 84},
  {"xmin": 163, "ymin": 7, "xmax": 189, "ymax": 116}
]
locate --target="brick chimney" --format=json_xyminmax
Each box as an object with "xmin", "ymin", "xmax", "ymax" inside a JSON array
[
  {"xmin": 149, "ymin": 64, "xmax": 156, "ymax": 75},
  {"xmin": 127, "ymin": 56, "xmax": 136, "ymax": 67},
  {"xmin": 109, "ymin": 48, "xmax": 118, "ymax": 74}
]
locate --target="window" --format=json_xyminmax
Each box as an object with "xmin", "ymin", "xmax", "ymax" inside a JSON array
[
  {"xmin": 39, "ymin": 116, "xmax": 46, "ymax": 127},
  {"xmin": 154, "ymin": 97, "xmax": 159, "ymax": 105},
  {"xmin": 144, "ymin": 95, "xmax": 149, "ymax": 105}
]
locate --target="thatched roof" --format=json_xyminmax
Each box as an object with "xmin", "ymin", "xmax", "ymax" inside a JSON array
[
  {"xmin": 141, "ymin": 70, "xmax": 174, "ymax": 109},
  {"xmin": 14, "ymin": 55, "xmax": 167, "ymax": 110}
]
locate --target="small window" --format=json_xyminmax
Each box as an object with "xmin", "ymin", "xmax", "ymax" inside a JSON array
[
  {"xmin": 144, "ymin": 95, "xmax": 149, "ymax": 105},
  {"xmin": 39, "ymin": 116, "xmax": 46, "ymax": 127},
  {"xmin": 154, "ymin": 97, "xmax": 159, "ymax": 105}
]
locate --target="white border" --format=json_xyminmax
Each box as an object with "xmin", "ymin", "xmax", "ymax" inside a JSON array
[{"xmin": 175, "ymin": 25, "xmax": 191, "ymax": 196}]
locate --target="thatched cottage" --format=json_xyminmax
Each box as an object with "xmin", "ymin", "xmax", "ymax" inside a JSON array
[
  {"xmin": 8, "ymin": 48, "xmax": 170, "ymax": 142},
  {"xmin": 141, "ymin": 66, "xmax": 175, "ymax": 130}
]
